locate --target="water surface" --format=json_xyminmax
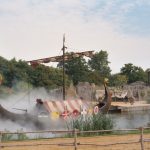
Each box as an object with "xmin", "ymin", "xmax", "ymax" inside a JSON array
[{"xmin": 109, "ymin": 110, "xmax": 150, "ymax": 129}]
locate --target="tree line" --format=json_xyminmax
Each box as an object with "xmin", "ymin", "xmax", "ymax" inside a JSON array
[{"xmin": 0, "ymin": 50, "xmax": 148, "ymax": 92}]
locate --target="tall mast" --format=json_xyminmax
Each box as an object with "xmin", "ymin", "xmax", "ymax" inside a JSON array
[
  {"xmin": 27, "ymin": 36, "xmax": 94, "ymax": 101},
  {"xmin": 62, "ymin": 34, "xmax": 66, "ymax": 100}
]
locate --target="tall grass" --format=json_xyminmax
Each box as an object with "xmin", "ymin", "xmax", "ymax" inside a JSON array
[
  {"xmin": 66, "ymin": 114, "xmax": 114, "ymax": 136},
  {"xmin": 1, "ymin": 129, "xmax": 28, "ymax": 142},
  {"xmin": 17, "ymin": 131, "xmax": 28, "ymax": 141},
  {"xmin": 1, "ymin": 130, "xmax": 13, "ymax": 142}
]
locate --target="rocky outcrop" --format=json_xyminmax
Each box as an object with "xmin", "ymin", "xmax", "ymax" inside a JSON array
[{"xmin": 123, "ymin": 81, "xmax": 150, "ymax": 101}]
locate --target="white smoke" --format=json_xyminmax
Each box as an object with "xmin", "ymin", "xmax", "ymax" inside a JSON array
[{"xmin": 0, "ymin": 86, "xmax": 66, "ymax": 133}]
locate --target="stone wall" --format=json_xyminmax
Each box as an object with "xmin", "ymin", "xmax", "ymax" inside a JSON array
[
  {"xmin": 48, "ymin": 81, "xmax": 150, "ymax": 102},
  {"xmin": 75, "ymin": 81, "xmax": 150, "ymax": 102},
  {"xmin": 123, "ymin": 81, "xmax": 150, "ymax": 101}
]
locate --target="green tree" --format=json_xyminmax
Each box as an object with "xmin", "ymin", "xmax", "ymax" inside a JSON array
[
  {"xmin": 0, "ymin": 56, "xmax": 9, "ymax": 86},
  {"xmin": 58, "ymin": 56, "xmax": 89, "ymax": 85},
  {"xmin": 120, "ymin": 63, "xmax": 147, "ymax": 83},
  {"xmin": 109, "ymin": 74, "xmax": 128, "ymax": 87},
  {"xmin": 1, "ymin": 58, "xmax": 31, "ymax": 88},
  {"xmin": 88, "ymin": 50, "xmax": 111, "ymax": 78},
  {"xmin": 2, "ymin": 58, "xmax": 17, "ymax": 87},
  {"xmin": 0, "ymin": 56, "xmax": 71, "ymax": 90},
  {"xmin": 86, "ymin": 71, "xmax": 104, "ymax": 86},
  {"xmin": 31, "ymin": 64, "xmax": 70, "ymax": 89}
]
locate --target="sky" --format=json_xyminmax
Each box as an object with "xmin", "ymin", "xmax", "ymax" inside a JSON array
[{"xmin": 0, "ymin": 0, "xmax": 150, "ymax": 73}]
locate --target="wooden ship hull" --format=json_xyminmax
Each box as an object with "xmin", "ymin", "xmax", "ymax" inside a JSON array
[
  {"xmin": 0, "ymin": 104, "xmax": 44, "ymax": 129},
  {"xmin": 35, "ymin": 83, "xmax": 112, "ymax": 116}
]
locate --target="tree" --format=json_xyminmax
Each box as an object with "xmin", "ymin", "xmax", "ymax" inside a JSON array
[
  {"xmin": 1, "ymin": 58, "xmax": 17, "ymax": 87},
  {"xmin": 2, "ymin": 58, "xmax": 31, "ymax": 88},
  {"xmin": 120, "ymin": 63, "xmax": 147, "ymax": 83},
  {"xmin": 86, "ymin": 71, "xmax": 104, "ymax": 86},
  {"xmin": 88, "ymin": 50, "xmax": 111, "ymax": 78},
  {"xmin": 30, "ymin": 64, "xmax": 70, "ymax": 89},
  {"xmin": 0, "ymin": 56, "xmax": 9, "ymax": 86},
  {"xmin": 109, "ymin": 74, "xmax": 128, "ymax": 87},
  {"xmin": 58, "ymin": 56, "xmax": 89, "ymax": 85},
  {"xmin": 0, "ymin": 56, "xmax": 71, "ymax": 90}
]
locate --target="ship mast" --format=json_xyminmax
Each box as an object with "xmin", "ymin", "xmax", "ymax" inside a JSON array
[
  {"xmin": 27, "ymin": 36, "xmax": 94, "ymax": 101},
  {"xmin": 62, "ymin": 34, "xmax": 66, "ymax": 100}
]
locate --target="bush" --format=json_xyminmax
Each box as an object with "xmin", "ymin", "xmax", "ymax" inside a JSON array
[{"xmin": 66, "ymin": 114, "xmax": 114, "ymax": 136}]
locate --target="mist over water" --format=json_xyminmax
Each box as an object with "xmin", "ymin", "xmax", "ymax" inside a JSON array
[{"xmin": 0, "ymin": 87, "xmax": 66, "ymax": 132}]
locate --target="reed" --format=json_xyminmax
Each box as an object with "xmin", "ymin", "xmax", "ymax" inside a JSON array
[
  {"xmin": 1, "ymin": 130, "xmax": 13, "ymax": 141},
  {"xmin": 17, "ymin": 132, "xmax": 28, "ymax": 141},
  {"xmin": 66, "ymin": 114, "xmax": 114, "ymax": 136}
]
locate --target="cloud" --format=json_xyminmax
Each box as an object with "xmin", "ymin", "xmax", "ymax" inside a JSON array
[{"xmin": 0, "ymin": 0, "xmax": 149, "ymax": 73}]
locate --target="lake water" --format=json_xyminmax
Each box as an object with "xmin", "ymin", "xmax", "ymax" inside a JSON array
[{"xmin": 109, "ymin": 110, "xmax": 150, "ymax": 129}]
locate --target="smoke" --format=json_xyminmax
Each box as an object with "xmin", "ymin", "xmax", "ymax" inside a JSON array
[
  {"xmin": 0, "ymin": 119, "xmax": 28, "ymax": 131},
  {"xmin": 0, "ymin": 85, "xmax": 66, "ymax": 133}
]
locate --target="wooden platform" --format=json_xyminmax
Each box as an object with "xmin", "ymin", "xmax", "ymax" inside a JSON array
[{"xmin": 110, "ymin": 101, "xmax": 150, "ymax": 112}]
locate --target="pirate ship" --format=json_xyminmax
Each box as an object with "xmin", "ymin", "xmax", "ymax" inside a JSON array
[{"xmin": 0, "ymin": 36, "xmax": 112, "ymax": 128}]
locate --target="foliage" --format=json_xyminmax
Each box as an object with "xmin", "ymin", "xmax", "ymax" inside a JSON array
[
  {"xmin": 0, "ymin": 57, "xmax": 32, "ymax": 87},
  {"xmin": 66, "ymin": 114, "xmax": 114, "ymax": 136},
  {"xmin": 120, "ymin": 63, "xmax": 147, "ymax": 84},
  {"xmin": 58, "ymin": 50, "xmax": 111, "ymax": 85},
  {"xmin": 0, "ymin": 52, "xmax": 149, "ymax": 94},
  {"xmin": 58, "ymin": 56, "xmax": 90, "ymax": 85},
  {"xmin": 1, "ymin": 130, "xmax": 13, "ymax": 142},
  {"xmin": 88, "ymin": 50, "xmax": 111, "ymax": 78},
  {"xmin": 0, "ymin": 56, "xmax": 70, "ymax": 93},
  {"xmin": 31, "ymin": 64, "xmax": 70, "ymax": 89},
  {"xmin": 1, "ymin": 129, "xmax": 28, "ymax": 142},
  {"xmin": 109, "ymin": 73, "xmax": 128, "ymax": 87},
  {"xmin": 86, "ymin": 71, "xmax": 104, "ymax": 86},
  {"xmin": 17, "ymin": 129, "xmax": 28, "ymax": 141}
]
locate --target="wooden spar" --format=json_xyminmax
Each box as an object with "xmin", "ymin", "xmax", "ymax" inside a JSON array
[
  {"xmin": 12, "ymin": 108, "xmax": 27, "ymax": 112},
  {"xmin": 26, "ymin": 51, "xmax": 94, "ymax": 65}
]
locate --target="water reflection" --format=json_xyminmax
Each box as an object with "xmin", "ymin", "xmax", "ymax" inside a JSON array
[{"xmin": 109, "ymin": 110, "xmax": 150, "ymax": 129}]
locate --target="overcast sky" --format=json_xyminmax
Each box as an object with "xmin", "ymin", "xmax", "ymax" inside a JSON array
[{"xmin": 0, "ymin": 0, "xmax": 150, "ymax": 73}]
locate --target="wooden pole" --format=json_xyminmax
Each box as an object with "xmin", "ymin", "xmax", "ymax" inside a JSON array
[
  {"xmin": 62, "ymin": 34, "xmax": 66, "ymax": 100},
  {"xmin": 74, "ymin": 128, "xmax": 77, "ymax": 150},
  {"xmin": 139, "ymin": 127, "xmax": 144, "ymax": 150}
]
